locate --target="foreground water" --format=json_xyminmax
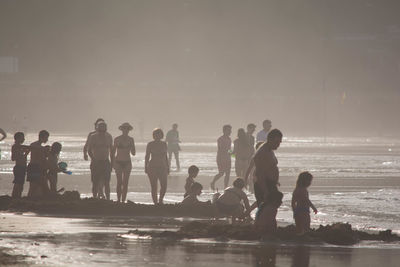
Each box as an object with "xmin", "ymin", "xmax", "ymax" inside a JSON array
[{"xmin": 0, "ymin": 134, "xmax": 400, "ymax": 266}]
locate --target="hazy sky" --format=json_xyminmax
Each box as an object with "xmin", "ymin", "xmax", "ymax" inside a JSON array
[{"xmin": 1, "ymin": 0, "xmax": 400, "ymax": 137}]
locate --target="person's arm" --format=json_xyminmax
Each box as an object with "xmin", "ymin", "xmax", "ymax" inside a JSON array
[
  {"xmin": 291, "ymin": 193, "xmax": 297, "ymax": 211},
  {"xmin": 0, "ymin": 128, "xmax": 6, "ymax": 142},
  {"xmin": 109, "ymin": 135, "xmax": 114, "ymax": 167},
  {"xmin": 11, "ymin": 145, "xmax": 16, "ymax": 161},
  {"xmin": 131, "ymin": 138, "xmax": 136, "ymax": 156},
  {"xmin": 308, "ymin": 193, "xmax": 318, "ymax": 214},
  {"xmin": 83, "ymin": 133, "xmax": 91, "ymax": 160},
  {"xmin": 144, "ymin": 143, "xmax": 150, "ymax": 174},
  {"xmin": 87, "ymin": 136, "xmax": 94, "ymax": 160}
]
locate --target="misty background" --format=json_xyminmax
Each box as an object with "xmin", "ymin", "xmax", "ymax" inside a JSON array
[{"xmin": 1, "ymin": 0, "xmax": 400, "ymax": 138}]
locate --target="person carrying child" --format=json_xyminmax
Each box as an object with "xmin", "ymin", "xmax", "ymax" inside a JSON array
[
  {"xmin": 184, "ymin": 165, "xmax": 199, "ymax": 198},
  {"xmin": 11, "ymin": 132, "xmax": 30, "ymax": 198},
  {"xmin": 291, "ymin": 171, "xmax": 318, "ymax": 235},
  {"xmin": 216, "ymin": 178, "xmax": 251, "ymax": 221},
  {"xmin": 181, "ymin": 182, "xmax": 210, "ymax": 206}
]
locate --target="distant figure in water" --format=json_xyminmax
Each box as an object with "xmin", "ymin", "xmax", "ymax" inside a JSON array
[
  {"xmin": 210, "ymin": 124, "xmax": 232, "ymax": 190},
  {"xmin": 112, "ymin": 123, "xmax": 136, "ymax": 203},
  {"xmin": 181, "ymin": 182, "xmax": 210, "ymax": 206},
  {"xmin": 46, "ymin": 142, "xmax": 62, "ymax": 193},
  {"xmin": 292, "ymin": 171, "xmax": 318, "ymax": 235},
  {"xmin": 87, "ymin": 122, "xmax": 113, "ymax": 200},
  {"xmin": 145, "ymin": 128, "xmax": 169, "ymax": 204},
  {"xmin": 27, "ymin": 130, "xmax": 50, "ymax": 197},
  {"xmin": 11, "ymin": 132, "xmax": 30, "ymax": 198},
  {"xmin": 253, "ymin": 129, "xmax": 282, "ymax": 207},
  {"xmin": 0, "ymin": 128, "xmax": 6, "ymax": 142},
  {"xmin": 216, "ymin": 178, "xmax": 251, "ymax": 221},
  {"xmin": 184, "ymin": 165, "xmax": 199, "ymax": 198},
  {"xmin": 256, "ymin": 119, "xmax": 272, "ymax": 143},
  {"xmin": 166, "ymin": 123, "xmax": 181, "ymax": 171},
  {"xmin": 255, "ymin": 190, "xmax": 283, "ymax": 235},
  {"xmin": 233, "ymin": 128, "xmax": 253, "ymax": 178}
]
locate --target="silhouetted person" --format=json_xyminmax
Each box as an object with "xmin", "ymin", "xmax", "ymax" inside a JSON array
[
  {"xmin": 145, "ymin": 128, "xmax": 169, "ymax": 204},
  {"xmin": 256, "ymin": 119, "xmax": 272, "ymax": 143},
  {"xmin": 246, "ymin": 123, "xmax": 256, "ymax": 152},
  {"xmin": 112, "ymin": 123, "xmax": 136, "ymax": 203},
  {"xmin": 184, "ymin": 165, "xmax": 199, "ymax": 198},
  {"xmin": 166, "ymin": 123, "xmax": 181, "ymax": 171},
  {"xmin": 27, "ymin": 130, "xmax": 50, "ymax": 197},
  {"xmin": 292, "ymin": 172, "xmax": 318, "ymax": 235},
  {"xmin": 253, "ymin": 129, "xmax": 282, "ymax": 206},
  {"xmin": 0, "ymin": 128, "xmax": 6, "ymax": 142},
  {"xmin": 11, "ymin": 132, "xmax": 30, "ymax": 198},
  {"xmin": 210, "ymin": 125, "xmax": 232, "ymax": 190},
  {"xmin": 87, "ymin": 121, "xmax": 113, "ymax": 200},
  {"xmin": 233, "ymin": 128, "xmax": 253, "ymax": 177},
  {"xmin": 181, "ymin": 182, "xmax": 209, "ymax": 206},
  {"xmin": 46, "ymin": 142, "xmax": 62, "ymax": 193}
]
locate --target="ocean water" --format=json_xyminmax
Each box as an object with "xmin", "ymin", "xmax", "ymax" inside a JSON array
[{"xmin": 0, "ymin": 134, "xmax": 400, "ymax": 234}]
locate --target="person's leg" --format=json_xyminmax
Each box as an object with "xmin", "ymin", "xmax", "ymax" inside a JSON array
[
  {"xmin": 115, "ymin": 165, "xmax": 123, "ymax": 202},
  {"xmin": 49, "ymin": 176, "xmax": 57, "ymax": 192},
  {"xmin": 148, "ymin": 172, "xmax": 158, "ymax": 204},
  {"xmin": 168, "ymin": 151, "xmax": 173, "ymax": 168},
  {"xmin": 174, "ymin": 151, "xmax": 180, "ymax": 170},
  {"xmin": 211, "ymin": 172, "xmax": 224, "ymax": 190},
  {"xmin": 235, "ymin": 160, "xmax": 240, "ymax": 178},
  {"xmin": 104, "ymin": 180, "xmax": 110, "ymax": 200},
  {"xmin": 28, "ymin": 182, "xmax": 33, "ymax": 197},
  {"xmin": 122, "ymin": 163, "xmax": 132, "ymax": 202},
  {"xmin": 294, "ymin": 214, "xmax": 307, "ymax": 234},
  {"xmin": 305, "ymin": 213, "xmax": 311, "ymax": 232},
  {"xmin": 158, "ymin": 173, "xmax": 168, "ymax": 204},
  {"xmin": 224, "ymin": 169, "xmax": 231, "ymax": 189},
  {"xmin": 11, "ymin": 184, "xmax": 18, "ymax": 198}
]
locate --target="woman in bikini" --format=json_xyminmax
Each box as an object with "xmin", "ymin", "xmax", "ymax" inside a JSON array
[{"xmin": 112, "ymin": 123, "xmax": 136, "ymax": 202}]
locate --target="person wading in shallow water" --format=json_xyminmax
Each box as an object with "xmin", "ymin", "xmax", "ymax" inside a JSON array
[
  {"xmin": 112, "ymin": 123, "xmax": 136, "ymax": 203},
  {"xmin": 166, "ymin": 123, "xmax": 181, "ymax": 171},
  {"xmin": 87, "ymin": 122, "xmax": 113, "ymax": 200},
  {"xmin": 210, "ymin": 124, "xmax": 232, "ymax": 191},
  {"xmin": 145, "ymin": 128, "xmax": 169, "ymax": 205}
]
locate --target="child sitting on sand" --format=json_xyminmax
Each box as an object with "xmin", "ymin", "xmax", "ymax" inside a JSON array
[
  {"xmin": 11, "ymin": 132, "xmax": 30, "ymax": 198},
  {"xmin": 184, "ymin": 165, "xmax": 199, "ymax": 198},
  {"xmin": 46, "ymin": 142, "xmax": 63, "ymax": 193},
  {"xmin": 291, "ymin": 171, "xmax": 318, "ymax": 235},
  {"xmin": 216, "ymin": 178, "xmax": 251, "ymax": 221},
  {"xmin": 181, "ymin": 182, "xmax": 210, "ymax": 206},
  {"xmin": 254, "ymin": 190, "xmax": 283, "ymax": 234}
]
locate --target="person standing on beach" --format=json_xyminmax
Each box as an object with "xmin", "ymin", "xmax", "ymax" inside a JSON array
[
  {"xmin": 112, "ymin": 123, "xmax": 136, "ymax": 203},
  {"xmin": 246, "ymin": 123, "xmax": 256, "ymax": 152},
  {"xmin": 253, "ymin": 129, "xmax": 282, "ymax": 206},
  {"xmin": 87, "ymin": 121, "xmax": 113, "ymax": 200},
  {"xmin": 233, "ymin": 128, "xmax": 253, "ymax": 178},
  {"xmin": 256, "ymin": 119, "xmax": 272, "ymax": 143},
  {"xmin": 166, "ymin": 123, "xmax": 181, "ymax": 171},
  {"xmin": 11, "ymin": 132, "xmax": 30, "ymax": 198},
  {"xmin": 145, "ymin": 128, "xmax": 169, "ymax": 205},
  {"xmin": 210, "ymin": 125, "xmax": 232, "ymax": 191}
]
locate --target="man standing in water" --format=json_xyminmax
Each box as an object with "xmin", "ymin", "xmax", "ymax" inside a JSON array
[
  {"xmin": 253, "ymin": 129, "xmax": 282, "ymax": 206},
  {"xmin": 211, "ymin": 124, "xmax": 232, "ymax": 191},
  {"xmin": 166, "ymin": 123, "xmax": 181, "ymax": 171},
  {"xmin": 87, "ymin": 121, "xmax": 113, "ymax": 200},
  {"xmin": 256, "ymin": 119, "xmax": 272, "ymax": 143}
]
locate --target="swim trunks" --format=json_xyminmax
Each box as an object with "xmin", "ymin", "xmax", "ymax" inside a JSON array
[
  {"xmin": 91, "ymin": 160, "xmax": 111, "ymax": 183},
  {"xmin": 13, "ymin": 165, "xmax": 26, "ymax": 184},
  {"xmin": 26, "ymin": 163, "xmax": 42, "ymax": 183}
]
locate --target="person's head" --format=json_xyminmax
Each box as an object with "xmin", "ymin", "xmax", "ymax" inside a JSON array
[
  {"xmin": 262, "ymin": 120, "xmax": 272, "ymax": 132},
  {"xmin": 152, "ymin": 128, "xmax": 164, "ymax": 140},
  {"xmin": 38, "ymin": 130, "xmax": 49, "ymax": 143},
  {"xmin": 233, "ymin": 178, "xmax": 245, "ymax": 189},
  {"xmin": 237, "ymin": 128, "xmax": 246, "ymax": 140},
  {"xmin": 94, "ymin": 118, "xmax": 105, "ymax": 130},
  {"xmin": 14, "ymin": 132, "xmax": 25, "ymax": 144},
  {"xmin": 119, "ymin": 122, "xmax": 133, "ymax": 135},
  {"xmin": 172, "ymin": 123, "xmax": 178, "ymax": 130},
  {"xmin": 296, "ymin": 171, "xmax": 313, "ymax": 188},
  {"xmin": 190, "ymin": 182, "xmax": 203, "ymax": 196},
  {"xmin": 97, "ymin": 122, "xmax": 107, "ymax": 133},
  {"xmin": 188, "ymin": 165, "xmax": 199, "ymax": 178},
  {"xmin": 51, "ymin": 142, "xmax": 62, "ymax": 155},
  {"xmin": 255, "ymin": 141, "xmax": 264, "ymax": 150},
  {"xmin": 268, "ymin": 190, "xmax": 283, "ymax": 208},
  {"xmin": 267, "ymin": 129, "xmax": 282, "ymax": 150},
  {"xmin": 222, "ymin": 124, "xmax": 232, "ymax": 136},
  {"xmin": 247, "ymin": 123, "xmax": 256, "ymax": 134}
]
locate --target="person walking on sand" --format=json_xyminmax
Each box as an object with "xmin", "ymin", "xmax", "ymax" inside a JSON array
[
  {"xmin": 112, "ymin": 123, "xmax": 136, "ymax": 203},
  {"xmin": 232, "ymin": 128, "xmax": 253, "ymax": 178},
  {"xmin": 166, "ymin": 123, "xmax": 181, "ymax": 171},
  {"xmin": 210, "ymin": 125, "xmax": 232, "ymax": 191},
  {"xmin": 145, "ymin": 128, "xmax": 169, "ymax": 205},
  {"xmin": 87, "ymin": 121, "xmax": 113, "ymax": 200},
  {"xmin": 256, "ymin": 119, "xmax": 272, "ymax": 143}
]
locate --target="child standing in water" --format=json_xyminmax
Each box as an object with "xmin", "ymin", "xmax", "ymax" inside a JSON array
[
  {"xmin": 46, "ymin": 142, "xmax": 62, "ymax": 193},
  {"xmin": 11, "ymin": 132, "xmax": 30, "ymax": 198},
  {"xmin": 184, "ymin": 165, "xmax": 199, "ymax": 198},
  {"xmin": 291, "ymin": 171, "xmax": 318, "ymax": 235},
  {"xmin": 210, "ymin": 125, "xmax": 232, "ymax": 191}
]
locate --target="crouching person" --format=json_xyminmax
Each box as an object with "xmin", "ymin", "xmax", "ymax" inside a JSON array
[
  {"xmin": 254, "ymin": 190, "xmax": 283, "ymax": 235},
  {"xmin": 216, "ymin": 178, "xmax": 251, "ymax": 221}
]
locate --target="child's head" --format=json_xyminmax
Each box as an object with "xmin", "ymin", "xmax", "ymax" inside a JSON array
[
  {"xmin": 190, "ymin": 182, "xmax": 203, "ymax": 196},
  {"xmin": 39, "ymin": 130, "xmax": 50, "ymax": 143},
  {"xmin": 296, "ymin": 171, "xmax": 313, "ymax": 188},
  {"xmin": 188, "ymin": 165, "xmax": 199, "ymax": 178},
  {"xmin": 233, "ymin": 178, "xmax": 245, "ymax": 189},
  {"xmin": 14, "ymin": 132, "xmax": 25, "ymax": 144},
  {"xmin": 152, "ymin": 128, "xmax": 164, "ymax": 140},
  {"xmin": 51, "ymin": 142, "xmax": 62, "ymax": 155},
  {"xmin": 222, "ymin": 124, "xmax": 232, "ymax": 136}
]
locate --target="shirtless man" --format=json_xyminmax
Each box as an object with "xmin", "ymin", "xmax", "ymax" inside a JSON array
[
  {"xmin": 27, "ymin": 130, "xmax": 50, "ymax": 197},
  {"xmin": 253, "ymin": 129, "xmax": 282, "ymax": 206},
  {"xmin": 83, "ymin": 118, "xmax": 105, "ymax": 161},
  {"xmin": 256, "ymin": 120, "xmax": 272, "ymax": 143},
  {"xmin": 210, "ymin": 125, "xmax": 232, "ymax": 191},
  {"xmin": 87, "ymin": 121, "xmax": 113, "ymax": 200}
]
